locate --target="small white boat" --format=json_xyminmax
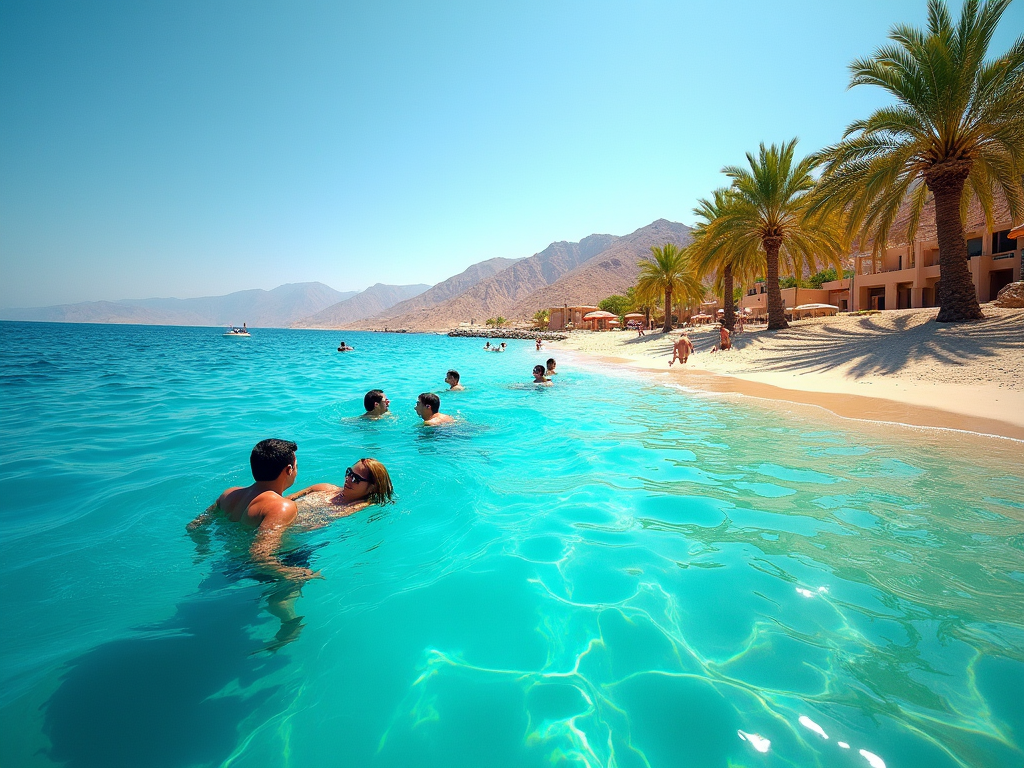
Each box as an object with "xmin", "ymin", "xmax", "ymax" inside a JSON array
[{"xmin": 223, "ymin": 327, "xmax": 251, "ymax": 337}]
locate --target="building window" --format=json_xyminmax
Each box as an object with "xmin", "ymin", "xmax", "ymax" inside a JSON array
[
  {"xmin": 967, "ymin": 237, "xmax": 983, "ymax": 257},
  {"xmin": 992, "ymin": 229, "xmax": 1017, "ymax": 254}
]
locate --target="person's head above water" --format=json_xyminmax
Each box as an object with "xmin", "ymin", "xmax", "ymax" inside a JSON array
[
  {"xmin": 250, "ymin": 438, "xmax": 298, "ymax": 485},
  {"xmin": 344, "ymin": 458, "xmax": 394, "ymax": 505},
  {"xmin": 415, "ymin": 392, "xmax": 441, "ymax": 418},
  {"xmin": 546, "ymin": 358, "xmax": 557, "ymax": 372},
  {"xmin": 445, "ymin": 369, "xmax": 461, "ymax": 388},
  {"xmin": 363, "ymin": 389, "xmax": 389, "ymax": 416},
  {"xmin": 533, "ymin": 365, "xmax": 550, "ymax": 382}
]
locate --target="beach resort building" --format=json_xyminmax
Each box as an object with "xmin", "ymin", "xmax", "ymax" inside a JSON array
[
  {"xmin": 739, "ymin": 198, "xmax": 1021, "ymax": 315},
  {"xmin": 547, "ymin": 306, "xmax": 599, "ymax": 331}
]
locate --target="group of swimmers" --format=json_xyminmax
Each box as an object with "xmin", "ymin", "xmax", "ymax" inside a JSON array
[{"xmin": 191, "ymin": 346, "xmax": 562, "ymax": 575}]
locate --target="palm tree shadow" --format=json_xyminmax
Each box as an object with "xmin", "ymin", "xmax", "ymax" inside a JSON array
[
  {"xmin": 727, "ymin": 313, "xmax": 1023, "ymax": 379},
  {"xmin": 42, "ymin": 570, "xmax": 290, "ymax": 768}
]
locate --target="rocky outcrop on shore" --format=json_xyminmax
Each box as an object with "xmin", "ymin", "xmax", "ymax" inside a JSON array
[
  {"xmin": 446, "ymin": 329, "xmax": 567, "ymax": 340},
  {"xmin": 994, "ymin": 281, "xmax": 1024, "ymax": 308}
]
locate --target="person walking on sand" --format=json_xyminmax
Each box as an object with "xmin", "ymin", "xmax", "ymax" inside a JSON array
[
  {"xmin": 669, "ymin": 334, "xmax": 693, "ymax": 366},
  {"xmin": 415, "ymin": 392, "xmax": 454, "ymax": 426},
  {"xmin": 445, "ymin": 369, "xmax": 464, "ymax": 391},
  {"xmin": 719, "ymin": 325, "xmax": 732, "ymax": 351},
  {"xmin": 362, "ymin": 389, "xmax": 390, "ymax": 419},
  {"xmin": 186, "ymin": 439, "xmax": 315, "ymax": 581}
]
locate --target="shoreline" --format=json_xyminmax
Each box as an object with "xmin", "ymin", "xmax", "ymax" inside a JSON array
[{"xmin": 550, "ymin": 308, "xmax": 1024, "ymax": 442}]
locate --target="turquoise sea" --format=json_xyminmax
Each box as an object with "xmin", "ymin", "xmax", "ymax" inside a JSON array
[{"xmin": 1, "ymin": 321, "xmax": 1022, "ymax": 768}]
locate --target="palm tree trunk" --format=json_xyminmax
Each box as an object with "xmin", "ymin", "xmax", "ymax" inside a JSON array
[
  {"xmin": 662, "ymin": 287, "xmax": 673, "ymax": 332},
  {"xmin": 764, "ymin": 236, "xmax": 788, "ymax": 330},
  {"xmin": 925, "ymin": 161, "xmax": 983, "ymax": 322},
  {"xmin": 722, "ymin": 264, "xmax": 735, "ymax": 332}
]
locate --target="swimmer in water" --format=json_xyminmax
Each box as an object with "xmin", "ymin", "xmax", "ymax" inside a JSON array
[
  {"xmin": 445, "ymin": 369, "xmax": 464, "ymax": 391},
  {"xmin": 362, "ymin": 389, "xmax": 390, "ymax": 419},
  {"xmin": 289, "ymin": 458, "xmax": 394, "ymax": 523},
  {"xmin": 415, "ymin": 392, "xmax": 454, "ymax": 425},
  {"xmin": 546, "ymin": 358, "xmax": 558, "ymax": 375},
  {"xmin": 533, "ymin": 364, "xmax": 552, "ymax": 385},
  {"xmin": 187, "ymin": 438, "xmax": 313, "ymax": 581},
  {"xmin": 337, "ymin": 341, "xmax": 354, "ymax": 351}
]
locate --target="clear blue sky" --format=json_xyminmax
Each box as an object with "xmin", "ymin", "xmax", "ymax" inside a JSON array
[{"xmin": 1, "ymin": 0, "xmax": 1021, "ymax": 307}]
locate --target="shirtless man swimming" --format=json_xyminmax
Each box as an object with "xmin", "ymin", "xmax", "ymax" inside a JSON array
[
  {"xmin": 362, "ymin": 389, "xmax": 390, "ymax": 418},
  {"xmin": 669, "ymin": 333, "xmax": 694, "ymax": 366},
  {"xmin": 445, "ymin": 369, "xmax": 465, "ymax": 391},
  {"xmin": 186, "ymin": 438, "xmax": 316, "ymax": 581},
  {"xmin": 415, "ymin": 392, "xmax": 454, "ymax": 425}
]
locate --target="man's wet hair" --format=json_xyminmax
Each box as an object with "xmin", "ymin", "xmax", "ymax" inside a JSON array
[
  {"xmin": 364, "ymin": 389, "xmax": 385, "ymax": 412},
  {"xmin": 533, "ymin": 365, "xmax": 546, "ymax": 375},
  {"xmin": 250, "ymin": 439, "xmax": 297, "ymax": 482},
  {"xmin": 447, "ymin": 369, "xmax": 460, "ymax": 383},
  {"xmin": 546, "ymin": 358, "xmax": 556, "ymax": 368},
  {"xmin": 418, "ymin": 392, "xmax": 440, "ymax": 413}
]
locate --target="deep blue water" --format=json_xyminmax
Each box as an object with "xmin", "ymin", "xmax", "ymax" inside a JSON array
[{"xmin": 1, "ymin": 321, "xmax": 1022, "ymax": 768}]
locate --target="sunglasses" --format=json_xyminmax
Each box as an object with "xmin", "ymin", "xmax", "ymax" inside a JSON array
[{"xmin": 345, "ymin": 466, "xmax": 371, "ymax": 484}]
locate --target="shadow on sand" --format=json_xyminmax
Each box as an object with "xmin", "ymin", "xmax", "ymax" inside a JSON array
[{"xmin": 42, "ymin": 570, "xmax": 291, "ymax": 768}]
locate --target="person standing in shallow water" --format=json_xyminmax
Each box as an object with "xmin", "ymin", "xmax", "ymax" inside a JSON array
[
  {"xmin": 415, "ymin": 392, "xmax": 454, "ymax": 425},
  {"xmin": 187, "ymin": 438, "xmax": 313, "ymax": 581}
]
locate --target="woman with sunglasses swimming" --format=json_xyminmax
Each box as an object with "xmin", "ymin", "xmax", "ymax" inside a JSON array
[{"xmin": 288, "ymin": 458, "xmax": 394, "ymax": 523}]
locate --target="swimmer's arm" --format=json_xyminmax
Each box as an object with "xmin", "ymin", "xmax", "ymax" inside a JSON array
[
  {"xmin": 186, "ymin": 490, "xmax": 229, "ymax": 532},
  {"xmin": 287, "ymin": 483, "xmax": 338, "ymax": 501},
  {"xmin": 250, "ymin": 502, "xmax": 320, "ymax": 582}
]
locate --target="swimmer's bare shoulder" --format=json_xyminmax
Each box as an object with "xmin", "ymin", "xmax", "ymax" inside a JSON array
[{"xmin": 424, "ymin": 413, "xmax": 455, "ymax": 426}]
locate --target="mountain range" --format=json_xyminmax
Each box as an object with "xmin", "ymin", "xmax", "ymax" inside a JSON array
[
  {"xmin": 2, "ymin": 218, "xmax": 692, "ymax": 331},
  {"xmin": 341, "ymin": 219, "xmax": 691, "ymax": 331},
  {"xmin": 294, "ymin": 283, "xmax": 430, "ymax": 328},
  {"xmin": 0, "ymin": 282, "xmax": 413, "ymax": 328}
]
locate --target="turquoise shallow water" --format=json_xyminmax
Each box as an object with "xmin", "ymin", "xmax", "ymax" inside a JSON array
[{"xmin": 1, "ymin": 321, "xmax": 1023, "ymax": 768}]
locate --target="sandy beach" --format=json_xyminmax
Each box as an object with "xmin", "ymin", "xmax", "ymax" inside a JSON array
[{"xmin": 551, "ymin": 306, "xmax": 1024, "ymax": 440}]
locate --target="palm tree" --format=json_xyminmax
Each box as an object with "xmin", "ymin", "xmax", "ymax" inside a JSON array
[
  {"xmin": 812, "ymin": 0, "xmax": 1024, "ymax": 322},
  {"xmin": 688, "ymin": 188, "xmax": 765, "ymax": 332},
  {"xmin": 697, "ymin": 140, "xmax": 846, "ymax": 330},
  {"xmin": 635, "ymin": 243, "xmax": 704, "ymax": 333}
]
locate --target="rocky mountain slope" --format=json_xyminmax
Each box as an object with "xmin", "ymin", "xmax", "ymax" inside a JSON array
[
  {"xmin": 350, "ymin": 234, "xmax": 618, "ymax": 330},
  {"xmin": 294, "ymin": 283, "xmax": 430, "ymax": 328},
  {"xmin": 0, "ymin": 282, "xmax": 355, "ymax": 327},
  {"xmin": 506, "ymin": 219, "xmax": 692, "ymax": 319},
  {"xmin": 342, "ymin": 257, "xmax": 520, "ymax": 329}
]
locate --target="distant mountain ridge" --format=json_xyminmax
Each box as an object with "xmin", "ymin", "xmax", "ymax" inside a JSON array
[
  {"xmin": 507, "ymin": 219, "xmax": 692, "ymax": 319},
  {"xmin": 355, "ymin": 234, "xmax": 618, "ymax": 331},
  {"xmin": 338, "ymin": 257, "xmax": 521, "ymax": 329},
  {"xmin": 0, "ymin": 282, "xmax": 356, "ymax": 327},
  {"xmin": 293, "ymin": 283, "xmax": 431, "ymax": 328}
]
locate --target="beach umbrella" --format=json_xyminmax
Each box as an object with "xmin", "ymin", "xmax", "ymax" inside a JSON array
[
  {"xmin": 583, "ymin": 311, "xmax": 616, "ymax": 319},
  {"xmin": 623, "ymin": 313, "xmax": 645, "ymax": 319}
]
